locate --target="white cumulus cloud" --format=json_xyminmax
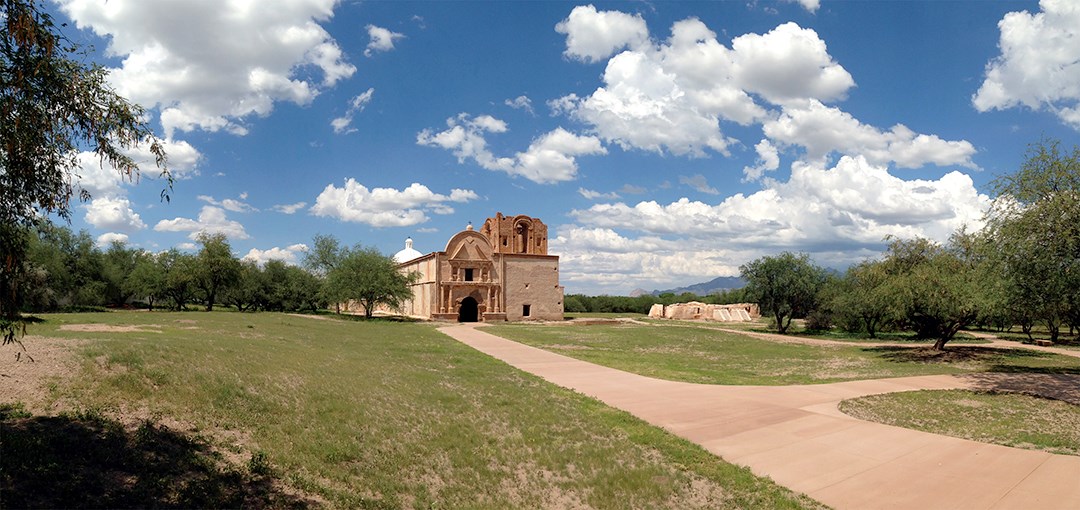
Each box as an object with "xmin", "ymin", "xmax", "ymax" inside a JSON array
[
  {"xmin": 554, "ymin": 16, "xmax": 855, "ymax": 157},
  {"xmin": 242, "ymin": 244, "xmax": 309, "ymax": 266},
  {"xmin": 973, "ymin": 0, "xmax": 1080, "ymax": 130},
  {"xmin": 555, "ymin": 5, "xmax": 649, "ymax": 63},
  {"xmin": 310, "ymin": 180, "xmax": 479, "ymax": 227},
  {"xmin": 556, "ymin": 156, "xmax": 992, "ymax": 294},
  {"xmin": 96, "ymin": 232, "xmax": 130, "ymax": 248},
  {"xmin": 763, "ymin": 100, "xmax": 978, "ymax": 169},
  {"xmin": 154, "ymin": 205, "xmax": 250, "ymax": 240},
  {"xmin": 418, "ymin": 114, "xmax": 605, "ymax": 183},
  {"xmin": 84, "ymin": 196, "xmax": 146, "ymax": 233},
  {"xmin": 197, "ymin": 195, "xmax": 257, "ymax": 213},
  {"xmin": 365, "ymin": 24, "xmax": 405, "ymax": 57},
  {"xmin": 60, "ymin": 0, "xmax": 355, "ymax": 138},
  {"xmin": 572, "ymin": 156, "xmax": 990, "ymax": 248}
]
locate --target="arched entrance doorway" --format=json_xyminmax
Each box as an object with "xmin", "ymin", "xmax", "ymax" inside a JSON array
[{"xmin": 458, "ymin": 296, "xmax": 479, "ymax": 322}]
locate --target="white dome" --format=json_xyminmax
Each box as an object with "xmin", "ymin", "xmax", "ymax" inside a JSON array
[{"xmin": 393, "ymin": 237, "xmax": 423, "ymax": 263}]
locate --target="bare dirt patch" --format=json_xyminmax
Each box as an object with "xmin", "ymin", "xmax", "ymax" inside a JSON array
[
  {"xmin": 0, "ymin": 336, "xmax": 86, "ymax": 412},
  {"xmin": 59, "ymin": 324, "xmax": 162, "ymax": 333}
]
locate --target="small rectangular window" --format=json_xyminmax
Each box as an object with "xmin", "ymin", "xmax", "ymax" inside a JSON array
[
  {"xmin": 522, "ymin": 304, "xmax": 531, "ymax": 317},
  {"xmin": 464, "ymin": 268, "xmax": 474, "ymax": 281}
]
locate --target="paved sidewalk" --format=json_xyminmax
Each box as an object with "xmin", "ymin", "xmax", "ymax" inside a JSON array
[{"xmin": 439, "ymin": 323, "xmax": 1080, "ymax": 510}]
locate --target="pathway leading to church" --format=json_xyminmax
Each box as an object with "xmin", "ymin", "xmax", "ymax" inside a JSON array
[{"xmin": 439, "ymin": 323, "xmax": 1080, "ymax": 510}]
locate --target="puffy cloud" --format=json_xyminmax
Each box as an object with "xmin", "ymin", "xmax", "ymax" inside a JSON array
[
  {"xmin": 242, "ymin": 244, "xmax": 309, "ymax": 265},
  {"xmin": 554, "ymin": 5, "xmax": 649, "ymax": 63},
  {"xmin": 785, "ymin": 0, "xmax": 821, "ymax": 13},
  {"xmin": 96, "ymin": 232, "xmax": 130, "ymax": 248},
  {"xmin": 331, "ymin": 88, "xmax": 375, "ymax": 134},
  {"xmin": 514, "ymin": 128, "xmax": 607, "ymax": 183},
  {"xmin": 198, "ymin": 195, "xmax": 257, "ymax": 213},
  {"xmin": 310, "ymin": 180, "xmax": 478, "ymax": 227},
  {"xmin": 571, "ymin": 156, "xmax": 990, "ymax": 248},
  {"xmin": 60, "ymin": 0, "xmax": 355, "ymax": 138},
  {"xmin": 74, "ymin": 138, "xmax": 202, "ymax": 198},
  {"xmin": 417, "ymin": 113, "xmax": 514, "ymax": 171},
  {"xmin": 558, "ymin": 157, "xmax": 992, "ymax": 293},
  {"xmin": 365, "ymin": 24, "xmax": 405, "ymax": 57},
  {"xmin": 678, "ymin": 174, "xmax": 719, "ymax": 195},
  {"xmin": 154, "ymin": 205, "xmax": 250, "ymax": 240},
  {"xmin": 554, "ymin": 17, "xmax": 854, "ymax": 157},
  {"xmin": 559, "ymin": 50, "xmax": 740, "ymax": 156},
  {"xmin": 418, "ymin": 115, "xmax": 604, "ymax": 183},
  {"xmin": 551, "ymin": 227, "xmax": 749, "ymax": 294},
  {"xmin": 505, "ymin": 95, "xmax": 535, "ymax": 114},
  {"xmin": 553, "ymin": 11, "xmax": 971, "ymax": 174},
  {"xmin": 578, "ymin": 188, "xmax": 621, "ymax": 200},
  {"xmin": 763, "ymin": 100, "xmax": 978, "ymax": 169},
  {"xmin": 84, "ymin": 196, "xmax": 146, "ymax": 232},
  {"xmin": 743, "ymin": 139, "xmax": 780, "ymax": 181},
  {"xmin": 272, "ymin": 202, "xmax": 307, "ymax": 214},
  {"xmin": 730, "ymin": 22, "xmax": 854, "ymax": 104},
  {"xmin": 973, "ymin": 0, "xmax": 1080, "ymax": 129}
]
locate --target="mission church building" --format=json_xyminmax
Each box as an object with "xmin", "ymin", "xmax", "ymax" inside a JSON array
[{"xmin": 391, "ymin": 213, "xmax": 564, "ymax": 322}]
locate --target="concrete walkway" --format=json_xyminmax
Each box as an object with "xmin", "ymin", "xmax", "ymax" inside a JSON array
[{"xmin": 439, "ymin": 324, "xmax": 1080, "ymax": 510}]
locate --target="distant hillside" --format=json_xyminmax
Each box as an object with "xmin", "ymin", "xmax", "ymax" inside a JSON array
[{"xmin": 650, "ymin": 276, "xmax": 745, "ymax": 297}]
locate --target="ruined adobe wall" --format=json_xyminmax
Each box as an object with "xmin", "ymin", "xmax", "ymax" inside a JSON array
[{"xmin": 648, "ymin": 302, "xmax": 759, "ymax": 322}]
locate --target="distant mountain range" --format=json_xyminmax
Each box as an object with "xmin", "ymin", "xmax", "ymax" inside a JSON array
[{"xmin": 629, "ymin": 276, "xmax": 745, "ymax": 297}]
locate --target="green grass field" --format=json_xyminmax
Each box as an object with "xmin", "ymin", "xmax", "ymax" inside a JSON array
[
  {"xmin": 840, "ymin": 390, "xmax": 1080, "ymax": 456},
  {"xmin": 485, "ymin": 323, "xmax": 1080, "ymax": 385},
  {"xmin": 2, "ymin": 312, "xmax": 824, "ymax": 509}
]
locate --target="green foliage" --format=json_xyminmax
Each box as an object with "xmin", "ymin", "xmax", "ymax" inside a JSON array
[
  {"xmin": 194, "ymin": 233, "xmax": 240, "ymax": 311},
  {"xmin": 124, "ymin": 250, "xmax": 165, "ymax": 311},
  {"xmin": 740, "ymin": 252, "xmax": 826, "ymax": 334},
  {"xmin": 879, "ymin": 237, "xmax": 981, "ymax": 349},
  {"xmin": 159, "ymin": 249, "xmax": 197, "ymax": 311},
  {"xmin": 326, "ymin": 245, "xmax": 417, "ymax": 318},
  {"xmin": 982, "ymin": 139, "xmax": 1080, "ymax": 343},
  {"xmin": 826, "ymin": 260, "xmax": 900, "ymax": 338},
  {"xmin": 1, "ymin": 0, "xmax": 168, "ymax": 343}
]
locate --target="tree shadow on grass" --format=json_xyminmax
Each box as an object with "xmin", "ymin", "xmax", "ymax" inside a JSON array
[
  {"xmin": 959, "ymin": 373, "xmax": 1080, "ymax": 405},
  {"xmin": 0, "ymin": 405, "xmax": 314, "ymax": 509},
  {"xmin": 865, "ymin": 346, "xmax": 1080, "ymax": 377}
]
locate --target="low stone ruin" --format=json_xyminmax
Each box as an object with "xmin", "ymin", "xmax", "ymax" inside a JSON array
[{"xmin": 647, "ymin": 302, "xmax": 759, "ymax": 322}]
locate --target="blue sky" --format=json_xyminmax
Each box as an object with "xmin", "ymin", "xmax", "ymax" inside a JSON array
[{"xmin": 51, "ymin": 0, "xmax": 1080, "ymax": 295}]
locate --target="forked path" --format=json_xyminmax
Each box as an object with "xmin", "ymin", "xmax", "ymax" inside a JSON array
[{"xmin": 439, "ymin": 324, "xmax": 1080, "ymax": 510}]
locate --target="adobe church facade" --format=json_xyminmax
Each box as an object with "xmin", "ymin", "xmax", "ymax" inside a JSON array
[{"xmin": 392, "ymin": 213, "xmax": 564, "ymax": 322}]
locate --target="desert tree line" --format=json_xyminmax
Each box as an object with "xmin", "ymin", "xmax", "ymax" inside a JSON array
[{"xmin": 11, "ymin": 228, "xmax": 412, "ymax": 318}]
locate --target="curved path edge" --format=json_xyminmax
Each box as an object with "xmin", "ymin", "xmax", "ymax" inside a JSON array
[{"xmin": 439, "ymin": 323, "xmax": 1080, "ymax": 510}]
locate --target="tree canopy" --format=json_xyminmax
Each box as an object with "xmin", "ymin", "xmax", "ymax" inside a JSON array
[
  {"xmin": 982, "ymin": 139, "xmax": 1080, "ymax": 342},
  {"xmin": 326, "ymin": 246, "xmax": 417, "ymax": 319},
  {"xmin": 740, "ymin": 252, "xmax": 826, "ymax": 334},
  {"xmin": 1, "ymin": 0, "xmax": 169, "ymax": 343}
]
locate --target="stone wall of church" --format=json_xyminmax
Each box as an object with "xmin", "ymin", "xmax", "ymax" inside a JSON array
[
  {"xmin": 502, "ymin": 255, "xmax": 563, "ymax": 321},
  {"xmin": 397, "ymin": 254, "xmax": 438, "ymax": 319}
]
